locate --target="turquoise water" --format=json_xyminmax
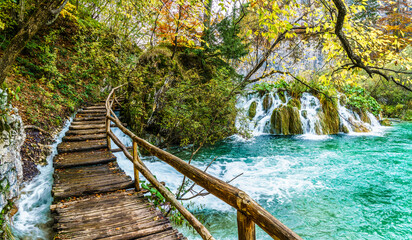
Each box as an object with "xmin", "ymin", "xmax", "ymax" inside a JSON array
[{"xmin": 151, "ymin": 123, "xmax": 412, "ymax": 240}]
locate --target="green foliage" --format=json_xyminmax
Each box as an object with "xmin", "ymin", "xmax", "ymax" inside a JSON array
[
  {"xmin": 140, "ymin": 179, "xmax": 203, "ymax": 228},
  {"xmin": 126, "ymin": 46, "xmax": 239, "ymax": 147},
  {"xmin": 343, "ymin": 84, "xmax": 381, "ymax": 115},
  {"xmin": 207, "ymin": 9, "xmax": 250, "ymax": 60}
]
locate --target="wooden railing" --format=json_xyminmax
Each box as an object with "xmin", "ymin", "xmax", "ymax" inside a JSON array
[{"xmin": 105, "ymin": 85, "xmax": 302, "ymax": 240}]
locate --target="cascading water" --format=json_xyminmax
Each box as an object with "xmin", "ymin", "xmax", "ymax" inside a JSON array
[
  {"xmin": 237, "ymin": 90, "xmax": 381, "ymax": 136},
  {"xmin": 299, "ymin": 93, "xmax": 322, "ymax": 135},
  {"xmin": 12, "ymin": 117, "xmax": 73, "ymax": 239}
]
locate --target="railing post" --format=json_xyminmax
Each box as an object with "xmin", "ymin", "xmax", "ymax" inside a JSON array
[
  {"xmin": 237, "ymin": 211, "xmax": 256, "ymax": 240},
  {"xmin": 133, "ymin": 140, "xmax": 141, "ymax": 191}
]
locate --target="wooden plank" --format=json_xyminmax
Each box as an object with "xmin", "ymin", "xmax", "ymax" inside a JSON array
[
  {"xmin": 52, "ymin": 163, "xmax": 133, "ymax": 200},
  {"xmin": 66, "ymin": 128, "xmax": 106, "ymax": 136},
  {"xmin": 69, "ymin": 124, "xmax": 105, "ymax": 130},
  {"xmin": 78, "ymin": 109, "xmax": 106, "ymax": 114},
  {"xmin": 71, "ymin": 120, "xmax": 105, "ymax": 125},
  {"xmin": 62, "ymin": 133, "xmax": 106, "ymax": 142},
  {"xmin": 57, "ymin": 139, "xmax": 107, "ymax": 153},
  {"xmin": 75, "ymin": 113, "xmax": 106, "ymax": 119},
  {"xmin": 53, "ymin": 150, "xmax": 115, "ymax": 168},
  {"xmin": 73, "ymin": 116, "xmax": 106, "ymax": 122},
  {"xmin": 52, "ymin": 190, "xmax": 183, "ymax": 240}
]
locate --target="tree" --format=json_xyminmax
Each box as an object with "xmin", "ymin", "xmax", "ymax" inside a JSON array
[
  {"xmin": 0, "ymin": 0, "xmax": 69, "ymax": 85},
  {"xmin": 238, "ymin": 0, "xmax": 411, "ymax": 92}
]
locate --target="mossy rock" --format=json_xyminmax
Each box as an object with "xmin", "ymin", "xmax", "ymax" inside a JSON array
[
  {"xmin": 289, "ymin": 106, "xmax": 303, "ymax": 134},
  {"xmin": 340, "ymin": 124, "xmax": 350, "ymax": 133},
  {"xmin": 270, "ymin": 105, "xmax": 302, "ymax": 135},
  {"xmin": 277, "ymin": 91, "xmax": 287, "ymax": 103},
  {"xmin": 356, "ymin": 109, "xmax": 371, "ymax": 124},
  {"xmin": 301, "ymin": 110, "xmax": 307, "ymax": 119},
  {"xmin": 270, "ymin": 107, "xmax": 289, "ymax": 134},
  {"xmin": 318, "ymin": 99, "xmax": 340, "ymax": 134},
  {"xmin": 380, "ymin": 119, "xmax": 391, "ymax": 126},
  {"xmin": 248, "ymin": 101, "xmax": 257, "ymax": 119},
  {"xmin": 262, "ymin": 94, "xmax": 273, "ymax": 112},
  {"xmin": 287, "ymin": 98, "xmax": 301, "ymax": 109}
]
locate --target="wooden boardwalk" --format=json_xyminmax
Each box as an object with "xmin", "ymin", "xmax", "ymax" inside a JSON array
[{"xmin": 51, "ymin": 103, "xmax": 186, "ymax": 240}]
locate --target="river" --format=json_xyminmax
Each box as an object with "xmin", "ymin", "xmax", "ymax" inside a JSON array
[{"xmin": 12, "ymin": 122, "xmax": 411, "ymax": 239}]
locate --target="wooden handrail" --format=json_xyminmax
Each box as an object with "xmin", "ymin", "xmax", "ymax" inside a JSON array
[{"xmin": 105, "ymin": 85, "xmax": 302, "ymax": 240}]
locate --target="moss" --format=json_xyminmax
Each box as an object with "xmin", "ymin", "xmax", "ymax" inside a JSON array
[
  {"xmin": 262, "ymin": 94, "xmax": 272, "ymax": 112},
  {"xmin": 287, "ymin": 98, "xmax": 301, "ymax": 109},
  {"xmin": 380, "ymin": 119, "xmax": 391, "ymax": 126},
  {"xmin": 270, "ymin": 105, "xmax": 302, "ymax": 135},
  {"xmin": 277, "ymin": 91, "xmax": 287, "ymax": 103},
  {"xmin": 248, "ymin": 101, "xmax": 257, "ymax": 119},
  {"xmin": 289, "ymin": 106, "xmax": 303, "ymax": 134},
  {"xmin": 340, "ymin": 124, "xmax": 350, "ymax": 133},
  {"xmin": 318, "ymin": 99, "xmax": 340, "ymax": 134}
]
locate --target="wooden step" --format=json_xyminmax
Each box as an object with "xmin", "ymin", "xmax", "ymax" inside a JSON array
[
  {"xmin": 69, "ymin": 124, "xmax": 105, "ymax": 130},
  {"xmin": 66, "ymin": 128, "xmax": 106, "ymax": 136},
  {"xmin": 57, "ymin": 139, "xmax": 107, "ymax": 153},
  {"xmin": 83, "ymin": 106, "xmax": 106, "ymax": 110},
  {"xmin": 73, "ymin": 116, "xmax": 106, "ymax": 122},
  {"xmin": 62, "ymin": 133, "xmax": 106, "ymax": 142},
  {"xmin": 52, "ymin": 162, "xmax": 134, "ymax": 200},
  {"xmin": 71, "ymin": 120, "xmax": 105, "ymax": 125},
  {"xmin": 76, "ymin": 113, "xmax": 106, "ymax": 119},
  {"xmin": 51, "ymin": 190, "xmax": 184, "ymax": 240},
  {"xmin": 53, "ymin": 149, "xmax": 115, "ymax": 168},
  {"xmin": 79, "ymin": 109, "xmax": 106, "ymax": 114}
]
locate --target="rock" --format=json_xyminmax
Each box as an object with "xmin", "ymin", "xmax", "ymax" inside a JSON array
[
  {"xmin": 318, "ymin": 99, "xmax": 340, "ymax": 134},
  {"xmin": 288, "ymin": 98, "xmax": 301, "ymax": 109},
  {"xmin": 339, "ymin": 124, "xmax": 350, "ymax": 133},
  {"xmin": 270, "ymin": 107, "xmax": 289, "ymax": 134},
  {"xmin": 289, "ymin": 106, "xmax": 303, "ymax": 134},
  {"xmin": 262, "ymin": 95, "xmax": 272, "ymax": 112},
  {"xmin": 0, "ymin": 90, "xmax": 24, "ymax": 235},
  {"xmin": 248, "ymin": 101, "xmax": 257, "ymax": 120},
  {"xmin": 357, "ymin": 109, "xmax": 371, "ymax": 124},
  {"xmin": 277, "ymin": 91, "xmax": 287, "ymax": 103},
  {"xmin": 270, "ymin": 105, "xmax": 302, "ymax": 135},
  {"xmin": 380, "ymin": 119, "xmax": 391, "ymax": 126},
  {"xmin": 301, "ymin": 110, "xmax": 307, "ymax": 119}
]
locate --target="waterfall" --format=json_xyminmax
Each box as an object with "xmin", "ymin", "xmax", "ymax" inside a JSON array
[
  {"xmin": 236, "ymin": 90, "xmax": 381, "ymax": 136},
  {"xmin": 299, "ymin": 93, "xmax": 322, "ymax": 135},
  {"xmin": 236, "ymin": 91, "xmax": 287, "ymax": 135}
]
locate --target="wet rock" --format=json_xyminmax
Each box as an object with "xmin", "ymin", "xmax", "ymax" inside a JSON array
[
  {"xmin": 380, "ymin": 119, "xmax": 391, "ymax": 126},
  {"xmin": 277, "ymin": 91, "xmax": 287, "ymax": 103},
  {"xmin": 248, "ymin": 101, "xmax": 257, "ymax": 120},
  {"xmin": 0, "ymin": 90, "xmax": 25, "ymax": 235},
  {"xmin": 318, "ymin": 99, "xmax": 340, "ymax": 134},
  {"xmin": 301, "ymin": 110, "xmax": 308, "ymax": 119},
  {"xmin": 288, "ymin": 98, "xmax": 301, "ymax": 109},
  {"xmin": 270, "ymin": 105, "xmax": 303, "ymax": 135},
  {"xmin": 262, "ymin": 95, "xmax": 272, "ymax": 112}
]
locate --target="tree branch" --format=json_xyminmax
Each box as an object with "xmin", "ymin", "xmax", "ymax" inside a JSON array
[{"xmin": 331, "ymin": 0, "xmax": 412, "ymax": 91}]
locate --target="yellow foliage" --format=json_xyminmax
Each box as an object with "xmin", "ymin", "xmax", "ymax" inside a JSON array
[{"xmin": 61, "ymin": 2, "xmax": 77, "ymax": 21}]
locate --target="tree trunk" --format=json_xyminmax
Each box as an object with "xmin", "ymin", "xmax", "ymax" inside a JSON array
[
  {"xmin": 202, "ymin": 0, "xmax": 213, "ymax": 47},
  {"xmin": 0, "ymin": 0, "xmax": 67, "ymax": 85}
]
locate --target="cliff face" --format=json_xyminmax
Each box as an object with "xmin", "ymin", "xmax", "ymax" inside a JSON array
[{"xmin": 0, "ymin": 90, "xmax": 24, "ymax": 237}]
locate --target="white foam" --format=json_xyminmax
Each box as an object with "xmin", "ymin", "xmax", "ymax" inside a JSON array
[
  {"xmin": 12, "ymin": 117, "xmax": 73, "ymax": 239},
  {"xmin": 296, "ymin": 134, "xmax": 332, "ymax": 140}
]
